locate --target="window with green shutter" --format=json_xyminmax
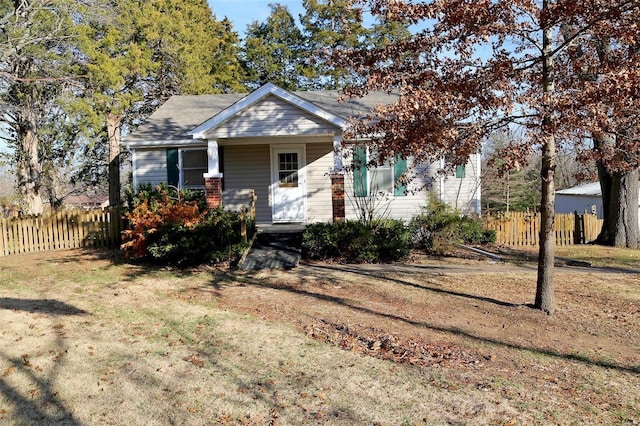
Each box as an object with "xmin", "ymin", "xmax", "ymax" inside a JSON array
[
  {"xmin": 353, "ymin": 147, "xmax": 408, "ymax": 197},
  {"xmin": 353, "ymin": 146, "xmax": 368, "ymax": 197},
  {"xmin": 394, "ymin": 155, "xmax": 407, "ymax": 196},
  {"xmin": 166, "ymin": 148, "xmax": 179, "ymax": 187}
]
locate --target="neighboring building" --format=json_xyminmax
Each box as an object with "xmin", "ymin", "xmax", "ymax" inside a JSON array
[
  {"xmin": 556, "ymin": 182, "xmax": 604, "ymax": 217},
  {"xmin": 62, "ymin": 194, "xmax": 109, "ymax": 210},
  {"xmin": 556, "ymin": 182, "xmax": 640, "ymax": 226},
  {"xmin": 125, "ymin": 83, "xmax": 481, "ymax": 224}
]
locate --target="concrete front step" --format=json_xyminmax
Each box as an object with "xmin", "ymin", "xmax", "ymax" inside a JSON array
[{"xmin": 239, "ymin": 231, "xmax": 303, "ymax": 270}]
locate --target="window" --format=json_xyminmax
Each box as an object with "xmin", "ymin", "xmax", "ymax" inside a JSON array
[
  {"xmin": 353, "ymin": 146, "xmax": 407, "ymax": 197},
  {"xmin": 277, "ymin": 152, "xmax": 299, "ymax": 188},
  {"xmin": 456, "ymin": 165, "xmax": 466, "ymax": 178},
  {"xmin": 166, "ymin": 148, "xmax": 208, "ymax": 188}
]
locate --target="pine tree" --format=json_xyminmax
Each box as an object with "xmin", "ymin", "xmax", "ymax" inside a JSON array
[
  {"xmin": 242, "ymin": 4, "xmax": 309, "ymax": 91},
  {"xmin": 300, "ymin": 0, "xmax": 369, "ymax": 89},
  {"xmin": 0, "ymin": 0, "xmax": 81, "ymax": 213},
  {"xmin": 77, "ymin": 0, "xmax": 245, "ymax": 206}
]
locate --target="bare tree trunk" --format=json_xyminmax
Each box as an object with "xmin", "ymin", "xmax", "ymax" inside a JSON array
[
  {"xmin": 535, "ymin": 8, "xmax": 556, "ymax": 315},
  {"xmin": 597, "ymin": 165, "xmax": 639, "ymax": 248},
  {"xmin": 15, "ymin": 112, "xmax": 44, "ymax": 214},
  {"xmin": 593, "ymin": 134, "xmax": 639, "ymax": 248},
  {"xmin": 107, "ymin": 112, "xmax": 122, "ymax": 207}
]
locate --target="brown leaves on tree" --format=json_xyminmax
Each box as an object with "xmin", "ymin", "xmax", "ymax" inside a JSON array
[{"xmin": 336, "ymin": 0, "xmax": 640, "ymax": 313}]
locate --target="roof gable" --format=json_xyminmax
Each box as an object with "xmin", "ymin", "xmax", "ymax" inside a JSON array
[{"xmin": 189, "ymin": 83, "xmax": 347, "ymax": 139}]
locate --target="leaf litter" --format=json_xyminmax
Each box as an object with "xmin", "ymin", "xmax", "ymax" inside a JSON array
[{"xmin": 303, "ymin": 319, "xmax": 483, "ymax": 368}]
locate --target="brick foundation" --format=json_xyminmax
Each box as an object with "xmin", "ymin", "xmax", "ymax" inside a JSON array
[
  {"xmin": 331, "ymin": 173, "xmax": 345, "ymax": 222},
  {"xmin": 205, "ymin": 177, "xmax": 223, "ymax": 208}
]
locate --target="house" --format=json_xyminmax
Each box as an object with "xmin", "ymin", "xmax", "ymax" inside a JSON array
[
  {"xmin": 556, "ymin": 182, "xmax": 640, "ymax": 226},
  {"xmin": 125, "ymin": 83, "xmax": 481, "ymax": 224},
  {"xmin": 556, "ymin": 182, "xmax": 604, "ymax": 217}
]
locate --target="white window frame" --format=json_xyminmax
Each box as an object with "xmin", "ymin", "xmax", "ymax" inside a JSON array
[
  {"xmin": 179, "ymin": 148, "xmax": 208, "ymax": 189},
  {"xmin": 354, "ymin": 147, "xmax": 407, "ymax": 197}
]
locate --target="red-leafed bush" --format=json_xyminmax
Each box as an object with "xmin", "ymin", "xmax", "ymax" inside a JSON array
[{"xmin": 121, "ymin": 184, "xmax": 250, "ymax": 265}]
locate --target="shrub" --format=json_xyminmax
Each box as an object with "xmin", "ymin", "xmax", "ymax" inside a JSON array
[
  {"xmin": 121, "ymin": 185, "xmax": 249, "ymax": 266},
  {"xmin": 409, "ymin": 198, "xmax": 495, "ymax": 254},
  {"xmin": 302, "ymin": 219, "xmax": 411, "ymax": 263}
]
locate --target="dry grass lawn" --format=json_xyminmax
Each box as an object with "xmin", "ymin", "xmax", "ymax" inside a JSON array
[{"xmin": 0, "ymin": 248, "xmax": 638, "ymax": 425}]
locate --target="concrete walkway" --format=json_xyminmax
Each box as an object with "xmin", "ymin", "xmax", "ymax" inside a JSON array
[{"xmin": 239, "ymin": 228, "xmax": 304, "ymax": 270}]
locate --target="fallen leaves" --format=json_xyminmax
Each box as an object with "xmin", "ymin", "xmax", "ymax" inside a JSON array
[
  {"xmin": 183, "ymin": 353, "xmax": 205, "ymax": 368},
  {"xmin": 303, "ymin": 319, "xmax": 484, "ymax": 368}
]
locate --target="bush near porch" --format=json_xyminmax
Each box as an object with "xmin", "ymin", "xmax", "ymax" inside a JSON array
[
  {"xmin": 121, "ymin": 184, "xmax": 251, "ymax": 266},
  {"xmin": 302, "ymin": 200, "xmax": 495, "ymax": 263}
]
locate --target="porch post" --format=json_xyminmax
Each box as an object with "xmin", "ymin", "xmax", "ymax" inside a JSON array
[
  {"xmin": 204, "ymin": 139, "xmax": 223, "ymax": 209},
  {"xmin": 331, "ymin": 173, "xmax": 345, "ymax": 222},
  {"xmin": 331, "ymin": 135, "xmax": 345, "ymax": 221},
  {"xmin": 332, "ymin": 135, "xmax": 343, "ymax": 173}
]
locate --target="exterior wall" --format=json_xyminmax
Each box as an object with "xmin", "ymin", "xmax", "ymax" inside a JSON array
[
  {"xmin": 342, "ymin": 152, "xmax": 482, "ymax": 221},
  {"xmin": 208, "ymin": 95, "xmax": 338, "ymax": 139},
  {"xmin": 304, "ymin": 142, "xmax": 334, "ymax": 223},
  {"xmin": 133, "ymin": 149, "xmax": 167, "ymax": 187},
  {"xmin": 438, "ymin": 155, "xmax": 481, "ymax": 215},
  {"xmin": 343, "ymin": 157, "xmax": 432, "ymax": 222},
  {"xmin": 556, "ymin": 194, "xmax": 603, "ymax": 218},
  {"xmin": 221, "ymin": 140, "xmax": 334, "ymax": 224},
  {"xmin": 222, "ymin": 144, "xmax": 272, "ymax": 223}
]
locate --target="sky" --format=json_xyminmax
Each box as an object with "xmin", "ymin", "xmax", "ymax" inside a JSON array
[{"xmin": 208, "ymin": 0, "xmax": 305, "ymax": 37}]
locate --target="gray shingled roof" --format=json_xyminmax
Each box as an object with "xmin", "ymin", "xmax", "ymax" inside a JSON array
[{"xmin": 125, "ymin": 89, "xmax": 397, "ymax": 143}]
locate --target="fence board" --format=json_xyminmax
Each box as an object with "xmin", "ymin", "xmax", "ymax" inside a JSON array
[
  {"xmin": 0, "ymin": 207, "xmax": 122, "ymax": 257},
  {"xmin": 485, "ymin": 211, "xmax": 603, "ymax": 247}
]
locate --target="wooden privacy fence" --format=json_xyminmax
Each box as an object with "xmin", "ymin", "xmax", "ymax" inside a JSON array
[
  {"xmin": 484, "ymin": 211, "xmax": 603, "ymax": 247},
  {"xmin": 0, "ymin": 207, "xmax": 122, "ymax": 256}
]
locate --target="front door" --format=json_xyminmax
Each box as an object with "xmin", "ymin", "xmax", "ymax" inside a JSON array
[{"xmin": 271, "ymin": 146, "xmax": 306, "ymax": 223}]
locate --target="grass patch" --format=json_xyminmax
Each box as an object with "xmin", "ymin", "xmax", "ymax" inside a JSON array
[
  {"xmin": 0, "ymin": 248, "xmax": 638, "ymax": 425},
  {"xmin": 554, "ymin": 245, "xmax": 640, "ymax": 269}
]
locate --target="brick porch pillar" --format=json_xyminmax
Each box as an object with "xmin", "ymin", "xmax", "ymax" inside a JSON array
[
  {"xmin": 205, "ymin": 177, "xmax": 223, "ymax": 209},
  {"xmin": 331, "ymin": 173, "xmax": 345, "ymax": 222}
]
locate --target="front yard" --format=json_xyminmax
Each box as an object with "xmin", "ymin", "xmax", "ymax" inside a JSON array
[{"xmin": 0, "ymin": 249, "xmax": 638, "ymax": 425}]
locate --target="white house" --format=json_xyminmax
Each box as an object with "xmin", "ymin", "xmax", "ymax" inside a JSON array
[
  {"xmin": 556, "ymin": 182, "xmax": 604, "ymax": 217},
  {"xmin": 125, "ymin": 83, "xmax": 481, "ymax": 224},
  {"xmin": 556, "ymin": 182, "xmax": 640, "ymax": 229}
]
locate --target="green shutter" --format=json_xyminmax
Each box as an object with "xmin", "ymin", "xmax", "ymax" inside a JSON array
[
  {"xmin": 353, "ymin": 146, "xmax": 368, "ymax": 197},
  {"xmin": 394, "ymin": 155, "xmax": 407, "ymax": 196},
  {"xmin": 456, "ymin": 165, "xmax": 466, "ymax": 178},
  {"xmin": 166, "ymin": 148, "xmax": 179, "ymax": 187}
]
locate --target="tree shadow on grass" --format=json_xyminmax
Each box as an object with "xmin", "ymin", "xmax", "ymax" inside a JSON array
[
  {"xmin": 0, "ymin": 329, "xmax": 83, "ymax": 425},
  {"xmin": 51, "ymin": 248, "xmax": 203, "ymax": 283},
  {"xmin": 226, "ymin": 266, "xmax": 640, "ymax": 376},
  {"xmin": 309, "ymin": 263, "xmax": 523, "ymax": 308},
  {"xmin": 0, "ymin": 298, "xmax": 88, "ymax": 315}
]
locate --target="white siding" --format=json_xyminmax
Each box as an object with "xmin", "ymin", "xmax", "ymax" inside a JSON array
[
  {"xmin": 134, "ymin": 149, "xmax": 167, "ymax": 187},
  {"xmin": 305, "ymin": 142, "xmax": 334, "ymax": 223},
  {"xmin": 222, "ymin": 144, "xmax": 272, "ymax": 223},
  {"xmin": 343, "ymin": 155, "xmax": 431, "ymax": 222},
  {"xmin": 208, "ymin": 95, "xmax": 339, "ymax": 139},
  {"xmin": 439, "ymin": 155, "xmax": 481, "ymax": 215}
]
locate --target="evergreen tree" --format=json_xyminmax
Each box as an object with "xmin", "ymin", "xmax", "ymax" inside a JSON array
[
  {"xmin": 242, "ymin": 4, "xmax": 309, "ymax": 91},
  {"xmin": 77, "ymin": 0, "xmax": 245, "ymax": 206},
  {"xmin": 300, "ymin": 0, "xmax": 369, "ymax": 89},
  {"xmin": 0, "ymin": 0, "xmax": 81, "ymax": 213}
]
